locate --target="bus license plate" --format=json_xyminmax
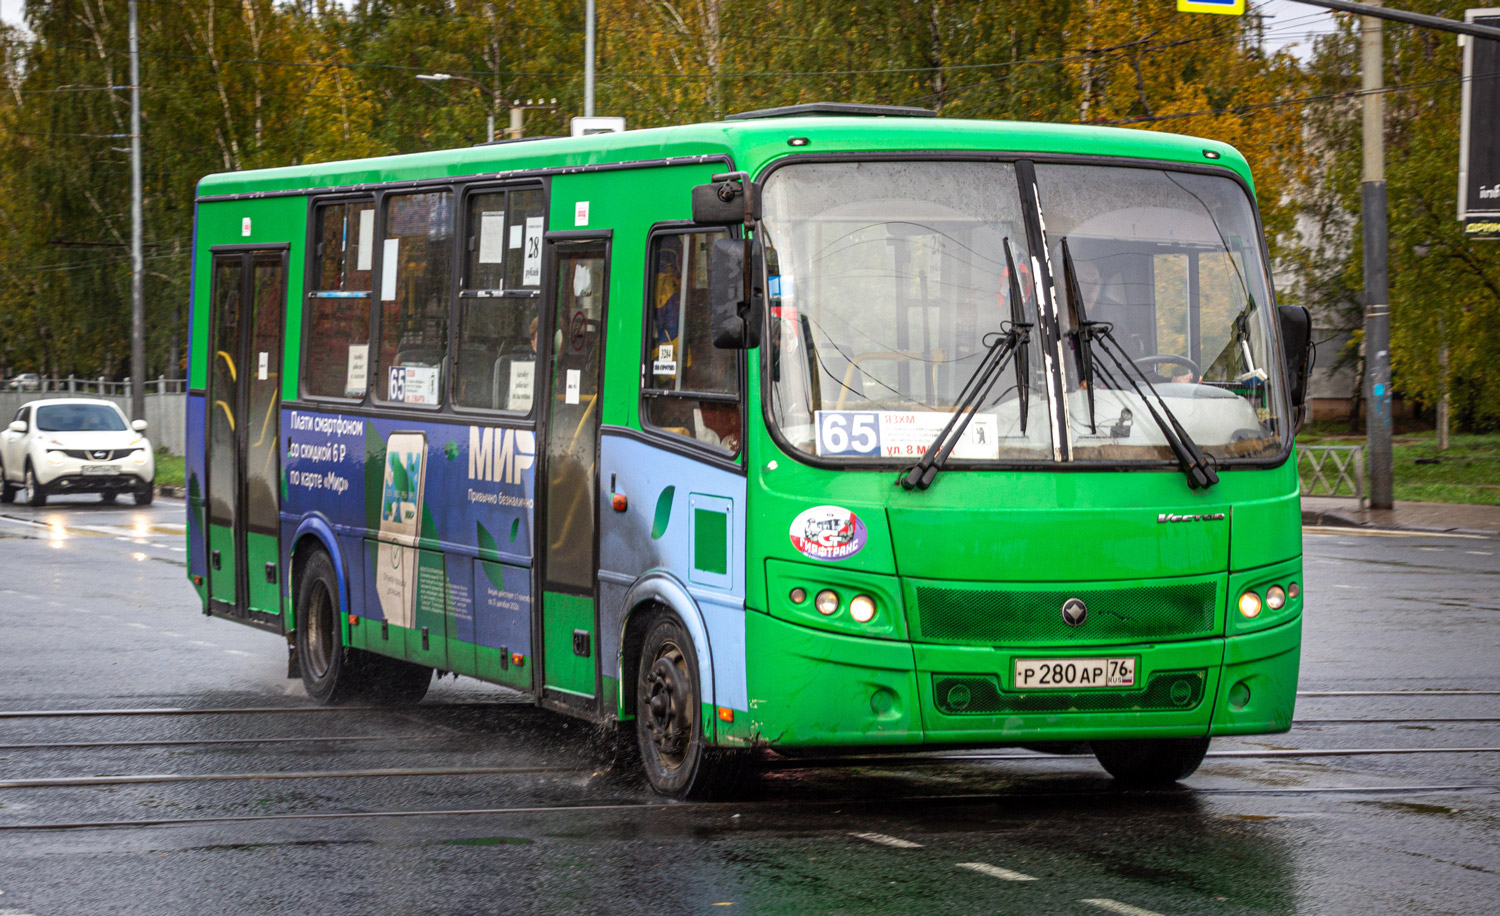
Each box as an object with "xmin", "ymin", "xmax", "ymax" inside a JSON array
[
  {"xmin": 1015, "ymin": 657, "xmax": 1135, "ymax": 689},
  {"xmin": 81, "ymin": 464, "xmax": 118, "ymax": 476}
]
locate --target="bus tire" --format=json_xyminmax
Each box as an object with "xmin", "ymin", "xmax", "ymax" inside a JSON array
[
  {"xmin": 295, "ymin": 549, "xmax": 369, "ymax": 705},
  {"xmin": 1092, "ymin": 737, "xmax": 1211, "ymax": 786},
  {"xmin": 635, "ymin": 612, "xmax": 746, "ymax": 800}
]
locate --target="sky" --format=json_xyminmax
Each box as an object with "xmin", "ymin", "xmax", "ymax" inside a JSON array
[{"xmin": 0, "ymin": 0, "xmax": 1341, "ymax": 60}]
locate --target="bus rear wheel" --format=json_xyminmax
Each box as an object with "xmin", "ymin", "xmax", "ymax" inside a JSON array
[
  {"xmin": 1092, "ymin": 737, "xmax": 1211, "ymax": 786},
  {"xmin": 635, "ymin": 613, "xmax": 745, "ymax": 800},
  {"xmin": 295, "ymin": 549, "xmax": 431, "ymax": 705}
]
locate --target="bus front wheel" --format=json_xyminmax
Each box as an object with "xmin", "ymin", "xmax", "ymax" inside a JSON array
[
  {"xmin": 635, "ymin": 613, "xmax": 745, "ymax": 800},
  {"xmin": 1092, "ymin": 737, "xmax": 1211, "ymax": 786}
]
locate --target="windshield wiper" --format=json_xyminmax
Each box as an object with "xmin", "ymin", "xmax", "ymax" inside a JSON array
[
  {"xmin": 899, "ymin": 239, "xmax": 1031, "ymax": 492},
  {"xmin": 1061, "ymin": 238, "xmax": 1218, "ymax": 491}
]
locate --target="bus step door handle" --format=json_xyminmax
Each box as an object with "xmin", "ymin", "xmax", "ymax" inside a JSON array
[
  {"xmin": 264, "ymin": 562, "xmax": 277, "ymax": 584},
  {"xmin": 382, "ymin": 621, "xmax": 389, "ymax": 641},
  {"xmin": 422, "ymin": 627, "xmax": 429, "ymax": 650},
  {"xmin": 211, "ymin": 550, "xmax": 221, "ymax": 570},
  {"xmin": 572, "ymin": 629, "xmax": 591, "ymax": 658}
]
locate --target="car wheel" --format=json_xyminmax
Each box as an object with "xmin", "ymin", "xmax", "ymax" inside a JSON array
[
  {"xmin": 100, "ymin": 491, "xmax": 118, "ymax": 505},
  {"xmin": 1092, "ymin": 737, "xmax": 1211, "ymax": 786},
  {"xmin": 133, "ymin": 480, "xmax": 153, "ymax": 506},
  {"xmin": 635, "ymin": 612, "xmax": 748, "ymax": 800},
  {"xmin": 23, "ymin": 462, "xmax": 46, "ymax": 507},
  {"xmin": 0, "ymin": 459, "xmax": 14, "ymax": 503}
]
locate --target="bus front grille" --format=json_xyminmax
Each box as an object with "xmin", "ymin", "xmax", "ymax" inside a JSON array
[
  {"xmin": 913, "ymin": 580, "xmax": 1218, "ymax": 644},
  {"xmin": 932, "ymin": 670, "xmax": 1207, "ymax": 715}
]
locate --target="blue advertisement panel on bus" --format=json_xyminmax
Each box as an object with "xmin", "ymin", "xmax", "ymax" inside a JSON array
[{"xmin": 279, "ymin": 407, "xmax": 536, "ymax": 659}]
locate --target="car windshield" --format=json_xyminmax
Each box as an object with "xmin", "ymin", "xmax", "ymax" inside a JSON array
[
  {"xmin": 759, "ymin": 159, "xmax": 1290, "ymax": 465},
  {"xmin": 35, "ymin": 403, "xmax": 128, "ymax": 432}
]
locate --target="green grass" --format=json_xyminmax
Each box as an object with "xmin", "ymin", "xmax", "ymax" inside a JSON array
[
  {"xmin": 1296, "ymin": 431, "xmax": 1500, "ymax": 506},
  {"xmin": 155, "ymin": 450, "xmax": 185, "ymax": 489}
]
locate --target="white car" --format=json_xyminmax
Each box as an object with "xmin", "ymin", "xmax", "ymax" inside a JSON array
[
  {"xmin": 7, "ymin": 373, "xmax": 40, "ymax": 391},
  {"xmin": 0, "ymin": 399, "xmax": 156, "ymax": 506}
]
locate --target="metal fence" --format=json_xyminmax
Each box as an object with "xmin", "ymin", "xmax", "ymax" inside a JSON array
[
  {"xmin": 2, "ymin": 375, "xmax": 187, "ymax": 397},
  {"xmin": 1298, "ymin": 444, "xmax": 1366, "ymax": 508},
  {"xmin": 0, "ymin": 387, "xmax": 185, "ymax": 456}
]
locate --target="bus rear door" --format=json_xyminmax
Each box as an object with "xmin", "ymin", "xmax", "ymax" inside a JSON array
[{"xmin": 205, "ymin": 246, "xmax": 287, "ymax": 630}]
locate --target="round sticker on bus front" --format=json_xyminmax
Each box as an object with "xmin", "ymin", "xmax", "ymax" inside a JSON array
[{"xmin": 789, "ymin": 505, "xmax": 867, "ymax": 562}]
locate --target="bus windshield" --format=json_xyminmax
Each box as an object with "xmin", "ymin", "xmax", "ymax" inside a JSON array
[{"xmin": 760, "ymin": 159, "xmax": 1290, "ymax": 466}]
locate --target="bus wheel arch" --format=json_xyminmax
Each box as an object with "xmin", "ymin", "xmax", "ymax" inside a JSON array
[{"xmin": 617, "ymin": 575, "xmax": 716, "ymax": 720}]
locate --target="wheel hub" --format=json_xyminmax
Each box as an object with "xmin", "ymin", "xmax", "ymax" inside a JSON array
[{"xmin": 643, "ymin": 646, "xmax": 690, "ymax": 768}]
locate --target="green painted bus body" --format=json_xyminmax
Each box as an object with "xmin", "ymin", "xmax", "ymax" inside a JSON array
[{"xmin": 188, "ymin": 116, "xmax": 1300, "ymax": 749}]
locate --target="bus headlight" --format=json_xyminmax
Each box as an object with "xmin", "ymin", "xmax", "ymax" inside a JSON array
[
  {"xmin": 849, "ymin": 594, "xmax": 876, "ymax": 623},
  {"xmin": 1238, "ymin": 590, "xmax": 1263, "ymax": 619},
  {"xmin": 1265, "ymin": 585, "xmax": 1286, "ymax": 610},
  {"xmin": 814, "ymin": 589, "xmax": 839, "ymax": 616}
]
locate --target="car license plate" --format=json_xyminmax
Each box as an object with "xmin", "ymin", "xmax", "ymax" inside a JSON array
[
  {"xmin": 1014, "ymin": 657, "xmax": 1136, "ymax": 689},
  {"xmin": 81, "ymin": 464, "xmax": 118, "ymax": 476}
]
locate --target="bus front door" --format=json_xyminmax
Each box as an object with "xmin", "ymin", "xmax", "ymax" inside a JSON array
[
  {"xmin": 205, "ymin": 246, "xmax": 287, "ymax": 631},
  {"xmin": 536, "ymin": 239, "xmax": 608, "ymax": 710}
]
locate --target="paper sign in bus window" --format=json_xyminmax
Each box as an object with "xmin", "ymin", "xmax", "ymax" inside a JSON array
[
  {"xmin": 344, "ymin": 344, "xmax": 369, "ymax": 397},
  {"xmin": 479, "ymin": 211, "xmax": 505, "ymax": 265},
  {"xmin": 381, "ymin": 238, "xmax": 400, "ymax": 300},
  {"xmin": 522, "ymin": 217, "xmax": 544, "ymax": 286},
  {"xmin": 509, "ymin": 225, "xmax": 523, "ymax": 250},
  {"xmin": 565, "ymin": 369, "xmax": 581, "ymax": 405},
  {"xmin": 357, "ymin": 209, "xmax": 375, "ymax": 271},
  {"xmin": 508, "ymin": 361, "xmax": 535, "ymax": 411}
]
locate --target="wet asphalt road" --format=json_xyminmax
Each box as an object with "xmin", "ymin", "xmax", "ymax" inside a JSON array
[{"xmin": 0, "ymin": 496, "xmax": 1496, "ymax": 916}]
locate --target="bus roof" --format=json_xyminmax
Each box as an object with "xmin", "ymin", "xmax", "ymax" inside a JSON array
[{"xmin": 194, "ymin": 115, "xmax": 1254, "ymax": 200}]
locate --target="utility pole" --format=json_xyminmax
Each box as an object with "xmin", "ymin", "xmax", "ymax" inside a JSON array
[
  {"xmin": 129, "ymin": 0, "xmax": 145, "ymax": 423},
  {"xmin": 584, "ymin": 0, "xmax": 596, "ymax": 118}
]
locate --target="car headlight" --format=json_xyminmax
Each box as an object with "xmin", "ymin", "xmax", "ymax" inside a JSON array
[
  {"xmin": 132, "ymin": 449, "xmax": 147, "ymax": 465},
  {"xmin": 45, "ymin": 450, "xmax": 64, "ymax": 466}
]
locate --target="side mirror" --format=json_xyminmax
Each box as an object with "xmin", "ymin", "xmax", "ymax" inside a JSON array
[
  {"xmin": 710, "ymin": 238, "xmax": 764, "ymax": 350},
  {"xmin": 1278, "ymin": 304, "xmax": 1312, "ymax": 422},
  {"xmin": 691, "ymin": 172, "xmax": 761, "ymax": 226},
  {"xmin": 7, "ymin": 420, "xmax": 25, "ymax": 434},
  {"xmin": 132, "ymin": 419, "xmax": 149, "ymax": 432}
]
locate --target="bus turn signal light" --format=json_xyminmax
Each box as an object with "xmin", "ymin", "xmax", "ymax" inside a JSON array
[
  {"xmin": 717, "ymin": 707, "xmax": 734, "ymax": 723},
  {"xmin": 511, "ymin": 653, "xmax": 525, "ymax": 667}
]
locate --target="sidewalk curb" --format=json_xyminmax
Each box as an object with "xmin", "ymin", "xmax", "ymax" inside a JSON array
[
  {"xmin": 154, "ymin": 485, "xmax": 186, "ymax": 499},
  {"xmin": 1301, "ymin": 508, "xmax": 1494, "ymax": 537}
]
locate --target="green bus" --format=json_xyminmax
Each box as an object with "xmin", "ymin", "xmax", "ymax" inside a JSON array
[{"xmin": 186, "ymin": 103, "xmax": 1311, "ymax": 798}]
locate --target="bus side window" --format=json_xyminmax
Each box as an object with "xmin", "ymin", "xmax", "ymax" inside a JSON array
[
  {"xmin": 641, "ymin": 230, "xmax": 740, "ymax": 456},
  {"xmin": 455, "ymin": 187, "xmax": 544, "ymax": 412},
  {"xmin": 375, "ymin": 191, "xmax": 454, "ymax": 406},
  {"xmin": 305, "ymin": 200, "xmax": 375, "ymax": 399}
]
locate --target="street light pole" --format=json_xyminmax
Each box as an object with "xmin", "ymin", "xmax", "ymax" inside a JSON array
[{"xmin": 128, "ymin": 0, "xmax": 145, "ymax": 423}]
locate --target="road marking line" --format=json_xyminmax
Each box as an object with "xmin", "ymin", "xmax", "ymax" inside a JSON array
[
  {"xmin": 956, "ymin": 862, "xmax": 1036, "ymax": 881},
  {"xmin": 161, "ymin": 631, "xmax": 183, "ymax": 638},
  {"xmin": 225, "ymin": 650, "xmax": 253, "ymax": 657},
  {"xmin": 1081, "ymin": 900, "xmax": 1166, "ymax": 916},
  {"xmin": 850, "ymin": 832, "xmax": 923, "ymax": 849},
  {"xmin": 1467, "ymin": 551, "xmax": 1492, "ymax": 556},
  {"xmin": 190, "ymin": 641, "xmax": 216, "ymax": 648},
  {"xmin": 125, "ymin": 623, "xmax": 149, "ymax": 629}
]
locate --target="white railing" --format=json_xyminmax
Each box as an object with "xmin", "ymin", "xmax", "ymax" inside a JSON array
[{"xmin": 3, "ymin": 375, "xmax": 188, "ymax": 396}]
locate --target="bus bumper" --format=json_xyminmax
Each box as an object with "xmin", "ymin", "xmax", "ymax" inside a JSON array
[{"xmin": 740, "ymin": 612, "xmax": 1300, "ymax": 748}]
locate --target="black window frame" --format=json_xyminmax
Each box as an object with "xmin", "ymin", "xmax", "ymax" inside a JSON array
[
  {"xmin": 637, "ymin": 222, "xmax": 746, "ymax": 462},
  {"xmin": 371, "ymin": 187, "xmax": 457, "ymax": 413}
]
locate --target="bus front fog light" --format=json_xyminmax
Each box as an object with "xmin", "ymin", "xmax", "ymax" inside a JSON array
[
  {"xmin": 814, "ymin": 589, "xmax": 839, "ymax": 616},
  {"xmin": 1266, "ymin": 585, "xmax": 1286, "ymax": 610},
  {"xmin": 1238, "ymin": 590, "xmax": 1263, "ymax": 619},
  {"xmin": 849, "ymin": 594, "xmax": 876, "ymax": 623},
  {"xmin": 789, "ymin": 587, "xmax": 807, "ymax": 605}
]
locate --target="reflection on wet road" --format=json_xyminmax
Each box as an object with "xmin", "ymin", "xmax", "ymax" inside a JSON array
[{"xmin": 0, "ymin": 500, "xmax": 1495, "ymax": 915}]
